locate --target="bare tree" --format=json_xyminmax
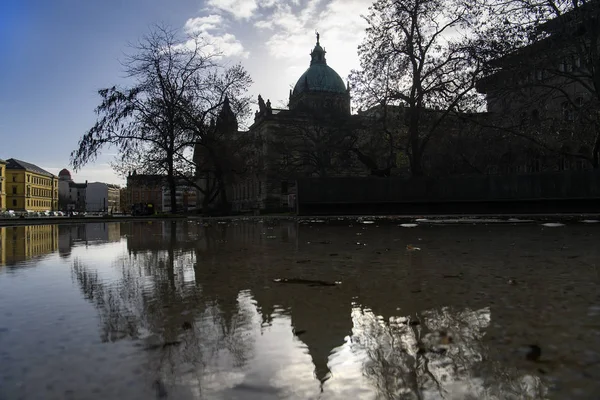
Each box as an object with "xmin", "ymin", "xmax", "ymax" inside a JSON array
[
  {"xmin": 70, "ymin": 25, "xmax": 252, "ymax": 212},
  {"xmin": 351, "ymin": 0, "xmax": 485, "ymax": 177}
]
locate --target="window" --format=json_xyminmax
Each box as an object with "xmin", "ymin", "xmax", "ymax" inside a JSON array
[
  {"xmin": 12, "ymin": 176, "xmax": 16, "ymax": 182},
  {"xmin": 12, "ymin": 199, "xmax": 16, "ymax": 206},
  {"xmin": 12, "ymin": 186, "xmax": 17, "ymax": 194}
]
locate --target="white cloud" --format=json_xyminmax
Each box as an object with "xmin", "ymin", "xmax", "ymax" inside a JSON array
[
  {"xmin": 207, "ymin": 0, "xmax": 258, "ymax": 20},
  {"xmin": 181, "ymin": 0, "xmax": 373, "ymax": 107},
  {"xmin": 181, "ymin": 14, "xmax": 249, "ymax": 58},
  {"xmin": 254, "ymin": 0, "xmax": 372, "ymax": 80},
  {"xmin": 184, "ymin": 15, "xmax": 224, "ymax": 33}
]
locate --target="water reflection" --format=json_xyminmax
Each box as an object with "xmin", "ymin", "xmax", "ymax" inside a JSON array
[
  {"xmin": 1, "ymin": 220, "xmax": 599, "ymax": 398},
  {"xmin": 0, "ymin": 225, "xmax": 58, "ymax": 265}
]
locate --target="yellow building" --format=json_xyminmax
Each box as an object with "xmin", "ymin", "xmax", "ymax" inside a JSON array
[
  {"xmin": 1, "ymin": 225, "xmax": 58, "ymax": 265},
  {"xmin": 5, "ymin": 159, "xmax": 58, "ymax": 212},
  {"xmin": 0, "ymin": 227, "xmax": 6, "ymax": 265},
  {"xmin": 0, "ymin": 159, "xmax": 6, "ymax": 211}
]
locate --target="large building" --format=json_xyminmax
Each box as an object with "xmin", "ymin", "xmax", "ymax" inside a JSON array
[
  {"xmin": 162, "ymin": 183, "xmax": 197, "ymax": 213},
  {"xmin": 476, "ymin": 2, "xmax": 599, "ymax": 171},
  {"xmin": 195, "ymin": 34, "xmax": 368, "ymax": 213},
  {"xmin": 0, "ymin": 159, "xmax": 6, "ymax": 211},
  {"xmin": 125, "ymin": 173, "xmax": 164, "ymax": 212},
  {"xmin": 58, "ymin": 169, "xmax": 87, "ymax": 211},
  {"xmin": 5, "ymin": 159, "xmax": 58, "ymax": 212},
  {"xmin": 86, "ymin": 182, "xmax": 120, "ymax": 213}
]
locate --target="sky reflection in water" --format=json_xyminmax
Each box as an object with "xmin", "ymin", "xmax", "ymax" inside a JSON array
[{"xmin": 0, "ymin": 220, "xmax": 599, "ymax": 399}]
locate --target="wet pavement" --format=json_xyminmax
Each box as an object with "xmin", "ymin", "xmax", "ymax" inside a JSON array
[{"xmin": 0, "ymin": 219, "xmax": 599, "ymax": 399}]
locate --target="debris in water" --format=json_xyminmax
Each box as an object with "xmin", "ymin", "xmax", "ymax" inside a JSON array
[
  {"xmin": 362, "ymin": 220, "xmax": 375, "ymax": 224},
  {"xmin": 582, "ymin": 219, "xmax": 599, "ymax": 223},
  {"xmin": 525, "ymin": 344, "xmax": 542, "ymax": 362},
  {"xmin": 406, "ymin": 244, "xmax": 421, "ymax": 251},
  {"xmin": 541, "ymin": 222, "xmax": 565, "ymax": 227},
  {"xmin": 442, "ymin": 273, "xmax": 464, "ymax": 279},
  {"xmin": 272, "ymin": 278, "xmax": 339, "ymax": 287},
  {"xmin": 508, "ymin": 279, "xmax": 517, "ymax": 285},
  {"xmin": 400, "ymin": 223, "xmax": 418, "ymax": 228}
]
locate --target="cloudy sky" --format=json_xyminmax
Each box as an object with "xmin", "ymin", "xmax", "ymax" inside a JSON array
[{"xmin": 0, "ymin": 0, "xmax": 372, "ymax": 185}]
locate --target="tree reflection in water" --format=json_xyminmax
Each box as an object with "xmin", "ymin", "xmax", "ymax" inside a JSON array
[
  {"xmin": 70, "ymin": 241, "xmax": 257, "ymax": 397},
  {"xmin": 68, "ymin": 221, "xmax": 553, "ymax": 399},
  {"xmin": 347, "ymin": 305, "xmax": 547, "ymax": 399}
]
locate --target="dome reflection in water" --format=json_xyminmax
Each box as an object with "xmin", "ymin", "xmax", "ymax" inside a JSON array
[{"xmin": 0, "ymin": 219, "xmax": 598, "ymax": 399}]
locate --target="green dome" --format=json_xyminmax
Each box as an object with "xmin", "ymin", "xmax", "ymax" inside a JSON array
[
  {"xmin": 293, "ymin": 64, "xmax": 347, "ymax": 95},
  {"xmin": 292, "ymin": 35, "xmax": 347, "ymax": 96}
]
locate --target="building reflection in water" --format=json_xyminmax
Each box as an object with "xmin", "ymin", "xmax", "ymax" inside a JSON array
[
  {"xmin": 58, "ymin": 223, "xmax": 121, "ymax": 258},
  {"xmin": 0, "ymin": 222, "xmax": 124, "ymax": 266},
  {"xmin": 0, "ymin": 225, "xmax": 58, "ymax": 265},
  {"xmin": 66, "ymin": 220, "xmax": 550, "ymax": 399}
]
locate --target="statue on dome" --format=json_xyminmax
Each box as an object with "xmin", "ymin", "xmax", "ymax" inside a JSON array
[{"xmin": 258, "ymin": 95, "xmax": 266, "ymax": 113}]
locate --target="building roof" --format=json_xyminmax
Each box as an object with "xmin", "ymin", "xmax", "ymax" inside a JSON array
[
  {"xmin": 292, "ymin": 34, "xmax": 347, "ymax": 96},
  {"xmin": 59, "ymin": 168, "xmax": 71, "ymax": 177},
  {"xmin": 6, "ymin": 158, "xmax": 55, "ymax": 177}
]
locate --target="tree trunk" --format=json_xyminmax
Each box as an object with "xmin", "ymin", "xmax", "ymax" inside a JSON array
[
  {"xmin": 214, "ymin": 169, "xmax": 231, "ymax": 213},
  {"xmin": 167, "ymin": 223, "xmax": 176, "ymax": 289},
  {"xmin": 166, "ymin": 159, "xmax": 178, "ymax": 214},
  {"xmin": 408, "ymin": 108, "xmax": 424, "ymax": 177}
]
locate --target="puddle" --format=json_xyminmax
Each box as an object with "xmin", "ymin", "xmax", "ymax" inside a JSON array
[{"xmin": 0, "ymin": 221, "xmax": 599, "ymax": 399}]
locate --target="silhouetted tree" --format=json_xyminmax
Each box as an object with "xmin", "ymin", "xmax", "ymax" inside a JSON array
[
  {"xmin": 351, "ymin": 0, "xmax": 485, "ymax": 177},
  {"xmin": 70, "ymin": 24, "xmax": 252, "ymax": 212}
]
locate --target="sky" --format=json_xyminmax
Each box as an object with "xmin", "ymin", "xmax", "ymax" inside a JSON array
[{"xmin": 0, "ymin": 0, "xmax": 373, "ymax": 186}]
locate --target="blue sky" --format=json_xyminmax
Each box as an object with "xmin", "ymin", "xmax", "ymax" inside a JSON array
[{"xmin": 0, "ymin": 0, "xmax": 372, "ymax": 185}]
